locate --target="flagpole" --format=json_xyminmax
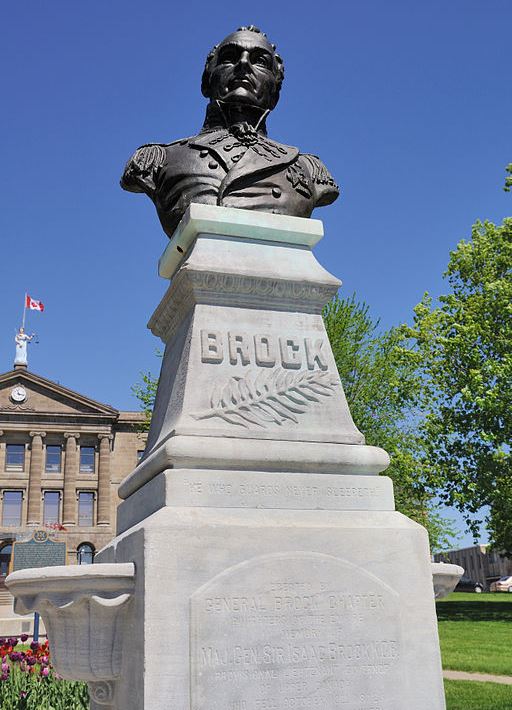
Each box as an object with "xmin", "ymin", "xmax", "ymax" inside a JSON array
[{"xmin": 21, "ymin": 293, "xmax": 27, "ymax": 330}]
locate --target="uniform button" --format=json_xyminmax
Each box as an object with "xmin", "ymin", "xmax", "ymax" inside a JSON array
[
  {"xmin": 209, "ymin": 161, "xmax": 218, "ymax": 169},
  {"xmin": 272, "ymin": 187, "xmax": 282, "ymax": 198},
  {"xmin": 200, "ymin": 149, "xmax": 209, "ymax": 158}
]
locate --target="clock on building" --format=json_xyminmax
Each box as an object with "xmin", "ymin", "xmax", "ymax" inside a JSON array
[{"xmin": 10, "ymin": 386, "xmax": 27, "ymax": 403}]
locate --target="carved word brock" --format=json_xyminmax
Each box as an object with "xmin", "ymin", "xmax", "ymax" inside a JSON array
[{"xmin": 200, "ymin": 331, "xmax": 328, "ymax": 371}]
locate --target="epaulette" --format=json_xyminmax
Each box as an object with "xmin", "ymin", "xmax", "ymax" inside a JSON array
[
  {"xmin": 128, "ymin": 143, "xmax": 167, "ymax": 175},
  {"xmin": 301, "ymin": 154, "xmax": 338, "ymax": 189}
]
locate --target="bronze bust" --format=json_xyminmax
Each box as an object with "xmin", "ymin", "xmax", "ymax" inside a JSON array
[{"xmin": 121, "ymin": 26, "xmax": 339, "ymax": 238}]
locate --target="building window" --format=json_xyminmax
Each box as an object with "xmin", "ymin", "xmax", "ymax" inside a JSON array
[
  {"xmin": 79, "ymin": 447, "xmax": 95, "ymax": 473},
  {"xmin": 78, "ymin": 492, "xmax": 94, "ymax": 527},
  {"xmin": 0, "ymin": 545, "xmax": 12, "ymax": 577},
  {"xmin": 45, "ymin": 446, "xmax": 62, "ymax": 473},
  {"xmin": 137, "ymin": 450, "xmax": 145, "ymax": 463},
  {"xmin": 77, "ymin": 543, "xmax": 95, "ymax": 565},
  {"xmin": 2, "ymin": 491, "xmax": 23, "ymax": 527},
  {"xmin": 5, "ymin": 444, "xmax": 25, "ymax": 471},
  {"xmin": 43, "ymin": 491, "xmax": 60, "ymax": 525}
]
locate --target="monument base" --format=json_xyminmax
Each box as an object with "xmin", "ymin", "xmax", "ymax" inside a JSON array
[
  {"xmin": 97, "ymin": 469, "xmax": 445, "ymax": 710},
  {"xmin": 6, "ymin": 207, "xmax": 447, "ymax": 709}
]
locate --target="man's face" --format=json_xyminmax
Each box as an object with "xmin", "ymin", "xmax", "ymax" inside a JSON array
[{"xmin": 207, "ymin": 32, "xmax": 280, "ymax": 110}]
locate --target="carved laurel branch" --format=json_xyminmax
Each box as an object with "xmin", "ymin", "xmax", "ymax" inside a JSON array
[{"xmin": 192, "ymin": 368, "xmax": 337, "ymax": 428}]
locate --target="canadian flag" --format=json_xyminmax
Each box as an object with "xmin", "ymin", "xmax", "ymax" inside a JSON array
[{"xmin": 26, "ymin": 294, "xmax": 44, "ymax": 312}]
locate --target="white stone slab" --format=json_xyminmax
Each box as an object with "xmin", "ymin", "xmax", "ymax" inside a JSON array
[
  {"xmin": 96, "ymin": 505, "xmax": 446, "ymax": 710},
  {"xmin": 150, "ymin": 234, "xmax": 341, "ymax": 343},
  {"xmin": 191, "ymin": 552, "xmax": 403, "ymax": 710},
  {"xmin": 116, "ymin": 471, "xmax": 395, "ymax": 534},
  {"xmin": 174, "ymin": 305, "xmax": 358, "ymax": 442},
  {"xmin": 158, "ymin": 204, "xmax": 325, "ymax": 280},
  {"xmin": 118, "ymin": 437, "xmax": 389, "ymax": 500},
  {"xmin": 431, "ymin": 562, "xmax": 464, "ymax": 599},
  {"xmin": 141, "ymin": 305, "xmax": 366, "ymax": 468}
]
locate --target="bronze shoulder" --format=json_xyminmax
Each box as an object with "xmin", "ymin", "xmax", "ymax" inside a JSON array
[
  {"xmin": 120, "ymin": 140, "xmax": 187, "ymax": 195},
  {"xmin": 297, "ymin": 154, "xmax": 339, "ymax": 207},
  {"xmin": 285, "ymin": 153, "xmax": 340, "ymax": 208},
  {"xmin": 299, "ymin": 154, "xmax": 338, "ymax": 188}
]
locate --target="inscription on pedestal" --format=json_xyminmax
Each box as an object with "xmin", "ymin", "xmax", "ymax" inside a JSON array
[
  {"xmin": 172, "ymin": 472, "xmax": 394, "ymax": 511},
  {"xmin": 191, "ymin": 553, "xmax": 404, "ymax": 710},
  {"xmin": 200, "ymin": 331, "xmax": 328, "ymax": 371}
]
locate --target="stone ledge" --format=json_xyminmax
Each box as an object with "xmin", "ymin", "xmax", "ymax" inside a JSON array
[
  {"xmin": 118, "ymin": 435, "xmax": 390, "ymax": 499},
  {"xmin": 6, "ymin": 562, "xmax": 135, "ymax": 612},
  {"xmin": 158, "ymin": 203, "xmax": 325, "ymax": 279},
  {"xmin": 117, "ymin": 470, "xmax": 395, "ymax": 534}
]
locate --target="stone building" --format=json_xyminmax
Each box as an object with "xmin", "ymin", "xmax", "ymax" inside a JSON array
[{"xmin": 0, "ymin": 362, "xmax": 146, "ymax": 603}]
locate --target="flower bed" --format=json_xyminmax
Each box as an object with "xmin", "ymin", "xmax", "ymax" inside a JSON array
[{"xmin": 0, "ymin": 635, "xmax": 88, "ymax": 709}]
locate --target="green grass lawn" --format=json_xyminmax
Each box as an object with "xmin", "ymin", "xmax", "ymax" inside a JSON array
[
  {"xmin": 445, "ymin": 679, "xmax": 512, "ymax": 709},
  {"xmin": 437, "ymin": 593, "xmax": 512, "ymax": 675}
]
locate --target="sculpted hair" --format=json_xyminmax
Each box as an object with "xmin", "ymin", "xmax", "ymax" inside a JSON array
[{"xmin": 201, "ymin": 26, "xmax": 285, "ymax": 106}]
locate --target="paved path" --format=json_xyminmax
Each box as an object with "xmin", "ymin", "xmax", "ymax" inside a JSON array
[{"xmin": 443, "ymin": 670, "xmax": 512, "ymax": 685}]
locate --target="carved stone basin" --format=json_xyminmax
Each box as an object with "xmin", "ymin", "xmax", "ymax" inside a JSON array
[
  {"xmin": 431, "ymin": 562, "xmax": 464, "ymax": 599},
  {"xmin": 6, "ymin": 563, "xmax": 135, "ymax": 682}
]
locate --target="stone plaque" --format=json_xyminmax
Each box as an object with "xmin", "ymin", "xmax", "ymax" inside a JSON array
[
  {"xmin": 12, "ymin": 530, "xmax": 67, "ymax": 572},
  {"xmin": 191, "ymin": 552, "xmax": 404, "ymax": 710},
  {"xmin": 169, "ymin": 471, "xmax": 394, "ymax": 512}
]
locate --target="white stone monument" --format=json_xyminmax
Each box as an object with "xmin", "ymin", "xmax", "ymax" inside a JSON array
[{"xmin": 7, "ymin": 204, "xmax": 447, "ymax": 709}]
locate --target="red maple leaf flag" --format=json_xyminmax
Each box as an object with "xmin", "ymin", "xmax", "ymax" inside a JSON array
[{"xmin": 26, "ymin": 294, "xmax": 44, "ymax": 312}]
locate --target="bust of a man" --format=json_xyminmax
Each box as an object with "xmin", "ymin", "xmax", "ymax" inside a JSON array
[{"xmin": 121, "ymin": 26, "xmax": 339, "ymax": 238}]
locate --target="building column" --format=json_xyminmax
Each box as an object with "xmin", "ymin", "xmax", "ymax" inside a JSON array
[
  {"xmin": 97, "ymin": 434, "xmax": 113, "ymax": 527},
  {"xmin": 27, "ymin": 431, "xmax": 46, "ymax": 526},
  {"xmin": 62, "ymin": 432, "xmax": 80, "ymax": 526}
]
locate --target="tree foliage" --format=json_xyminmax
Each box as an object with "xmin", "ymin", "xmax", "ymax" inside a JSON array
[
  {"xmin": 504, "ymin": 163, "xmax": 512, "ymax": 192},
  {"xmin": 410, "ymin": 219, "xmax": 512, "ymax": 553},
  {"xmin": 324, "ymin": 295, "xmax": 455, "ymax": 550},
  {"xmin": 131, "ymin": 369, "xmax": 158, "ymax": 432}
]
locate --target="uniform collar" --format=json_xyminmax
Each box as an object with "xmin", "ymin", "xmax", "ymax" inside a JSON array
[
  {"xmin": 201, "ymin": 100, "xmax": 270, "ymax": 136},
  {"xmin": 189, "ymin": 128, "xmax": 298, "ymax": 194}
]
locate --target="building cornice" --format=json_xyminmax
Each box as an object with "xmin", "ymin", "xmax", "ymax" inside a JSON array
[{"xmin": 0, "ymin": 370, "xmax": 119, "ymax": 417}]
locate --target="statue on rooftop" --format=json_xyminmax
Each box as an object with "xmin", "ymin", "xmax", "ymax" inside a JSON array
[
  {"xmin": 121, "ymin": 26, "xmax": 339, "ymax": 238},
  {"xmin": 14, "ymin": 327, "xmax": 34, "ymax": 367}
]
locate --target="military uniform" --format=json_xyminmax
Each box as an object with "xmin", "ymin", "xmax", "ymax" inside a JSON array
[{"xmin": 121, "ymin": 123, "xmax": 339, "ymax": 239}]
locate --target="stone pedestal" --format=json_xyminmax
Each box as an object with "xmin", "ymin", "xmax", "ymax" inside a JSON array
[
  {"xmin": 100, "ymin": 205, "xmax": 445, "ymax": 709},
  {"xmin": 98, "ymin": 465, "xmax": 446, "ymax": 710},
  {"xmin": 119, "ymin": 204, "xmax": 388, "ymax": 500},
  {"xmin": 7, "ymin": 205, "xmax": 446, "ymax": 709}
]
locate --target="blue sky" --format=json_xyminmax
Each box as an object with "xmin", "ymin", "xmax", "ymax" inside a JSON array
[{"xmin": 1, "ymin": 1, "xmax": 510, "ymax": 545}]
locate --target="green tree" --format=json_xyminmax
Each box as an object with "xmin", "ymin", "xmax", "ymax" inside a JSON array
[
  {"xmin": 504, "ymin": 163, "xmax": 512, "ymax": 192},
  {"xmin": 131, "ymin": 369, "xmax": 159, "ymax": 432},
  {"xmin": 324, "ymin": 295, "xmax": 454, "ymax": 550},
  {"xmin": 410, "ymin": 219, "xmax": 512, "ymax": 553}
]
